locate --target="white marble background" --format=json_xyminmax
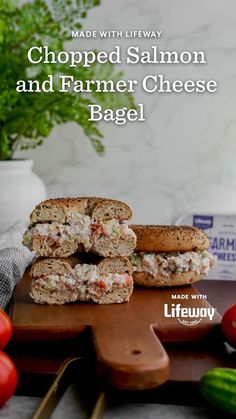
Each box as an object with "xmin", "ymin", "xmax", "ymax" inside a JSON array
[{"xmin": 17, "ymin": 0, "xmax": 236, "ymax": 224}]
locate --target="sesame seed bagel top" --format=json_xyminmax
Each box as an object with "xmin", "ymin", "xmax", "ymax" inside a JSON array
[{"xmin": 131, "ymin": 225, "xmax": 209, "ymax": 253}]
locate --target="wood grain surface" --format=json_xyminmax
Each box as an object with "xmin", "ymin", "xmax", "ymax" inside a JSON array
[{"xmin": 10, "ymin": 270, "xmax": 222, "ymax": 390}]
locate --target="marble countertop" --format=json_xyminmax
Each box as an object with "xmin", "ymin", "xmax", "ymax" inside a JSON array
[
  {"xmin": 0, "ymin": 387, "xmax": 219, "ymax": 419},
  {"xmin": 0, "ymin": 396, "xmax": 218, "ymax": 419},
  {"xmin": 15, "ymin": 0, "xmax": 236, "ymax": 226}
]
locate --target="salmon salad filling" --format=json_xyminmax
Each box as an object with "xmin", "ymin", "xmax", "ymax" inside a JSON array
[
  {"xmin": 23, "ymin": 213, "xmax": 135, "ymax": 252},
  {"xmin": 130, "ymin": 250, "xmax": 216, "ymax": 278},
  {"xmin": 31, "ymin": 263, "xmax": 133, "ymax": 302}
]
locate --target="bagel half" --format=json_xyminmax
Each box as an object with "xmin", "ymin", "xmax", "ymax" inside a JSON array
[
  {"xmin": 30, "ymin": 197, "xmax": 132, "ymax": 225},
  {"xmin": 131, "ymin": 225, "xmax": 209, "ymax": 253},
  {"xmin": 133, "ymin": 271, "xmax": 202, "ymax": 288}
]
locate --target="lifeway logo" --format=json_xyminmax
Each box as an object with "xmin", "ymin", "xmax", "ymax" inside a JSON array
[
  {"xmin": 193, "ymin": 215, "xmax": 213, "ymax": 230},
  {"xmin": 164, "ymin": 303, "xmax": 216, "ymax": 326}
]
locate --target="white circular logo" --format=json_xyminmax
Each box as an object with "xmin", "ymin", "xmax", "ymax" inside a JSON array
[{"xmin": 177, "ymin": 317, "xmax": 202, "ymax": 326}]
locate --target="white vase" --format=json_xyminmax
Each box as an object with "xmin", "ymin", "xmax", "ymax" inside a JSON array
[{"xmin": 0, "ymin": 160, "xmax": 46, "ymax": 233}]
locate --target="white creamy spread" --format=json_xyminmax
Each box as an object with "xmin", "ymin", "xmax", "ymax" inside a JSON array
[
  {"xmin": 97, "ymin": 220, "xmax": 134, "ymax": 239},
  {"xmin": 35, "ymin": 274, "xmax": 77, "ymax": 290},
  {"xmin": 33, "ymin": 263, "xmax": 132, "ymax": 301},
  {"xmin": 131, "ymin": 251, "xmax": 216, "ymax": 278},
  {"xmin": 23, "ymin": 215, "xmax": 135, "ymax": 251}
]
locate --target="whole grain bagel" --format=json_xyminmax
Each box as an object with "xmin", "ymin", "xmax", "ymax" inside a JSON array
[
  {"xmin": 30, "ymin": 255, "xmax": 133, "ymax": 305},
  {"xmin": 30, "ymin": 197, "xmax": 132, "ymax": 225},
  {"xmin": 133, "ymin": 271, "xmax": 202, "ymax": 288},
  {"xmin": 131, "ymin": 225, "xmax": 209, "ymax": 253}
]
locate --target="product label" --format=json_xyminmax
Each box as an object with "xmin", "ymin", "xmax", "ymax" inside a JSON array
[
  {"xmin": 193, "ymin": 215, "xmax": 213, "ymax": 230},
  {"xmin": 175, "ymin": 214, "xmax": 236, "ymax": 280}
]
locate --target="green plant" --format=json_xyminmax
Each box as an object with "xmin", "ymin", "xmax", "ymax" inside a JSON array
[{"xmin": 0, "ymin": 0, "xmax": 134, "ymax": 160}]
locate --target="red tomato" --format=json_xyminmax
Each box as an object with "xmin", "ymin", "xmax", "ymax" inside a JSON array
[
  {"xmin": 0, "ymin": 351, "xmax": 18, "ymax": 406},
  {"xmin": 0, "ymin": 309, "xmax": 12, "ymax": 350},
  {"xmin": 221, "ymin": 304, "xmax": 236, "ymax": 348}
]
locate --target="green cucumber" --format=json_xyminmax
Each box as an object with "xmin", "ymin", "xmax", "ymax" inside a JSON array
[{"xmin": 200, "ymin": 368, "xmax": 236, "ymax": 415}]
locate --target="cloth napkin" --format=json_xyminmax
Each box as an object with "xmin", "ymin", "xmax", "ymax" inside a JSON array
[{"xmin": 0, "ymin": 221, "xmax": 34, "ymax": 310}]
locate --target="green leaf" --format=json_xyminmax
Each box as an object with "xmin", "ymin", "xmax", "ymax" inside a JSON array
[{"xmin": 0, "ymin": 0, "xmax": 135, "ymax": 160}]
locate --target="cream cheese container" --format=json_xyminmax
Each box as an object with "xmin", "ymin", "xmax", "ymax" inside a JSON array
[{"xmin": 175, "ymin": 214, "xmax": 236, "ymax": 280}]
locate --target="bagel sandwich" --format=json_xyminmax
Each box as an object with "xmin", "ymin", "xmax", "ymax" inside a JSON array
[
  {"xmin": 23, "ymin": 197, "xmax": 136, "ymax": 258},
  {"xmin": 30, "ymin": 255, "xmax": 133, "ymax": 305},
  {"xmin": 130, "ymin": 225, "xmax": 216, "ymax": 287}
]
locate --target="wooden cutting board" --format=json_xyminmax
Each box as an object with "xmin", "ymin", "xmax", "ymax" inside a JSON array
[{"xmin": 11, "ymin": 270, "xmax": 221, "ymax": 390}]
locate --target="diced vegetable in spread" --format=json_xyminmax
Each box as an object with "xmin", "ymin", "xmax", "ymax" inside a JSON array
[
  {"xmin": 33, "ymin": 263, "xmax": 133, "ymax": 301},
  {"xmin": 22, "ymin": 230, "xmax": 32, "ymax": 247},
  {"xmin": 130, "ymin": 251, "xmax": 216, "ymax": 278},
  {"xmin": 23, "ymin": 214, "xmax": 135, "ymax": 251}
]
